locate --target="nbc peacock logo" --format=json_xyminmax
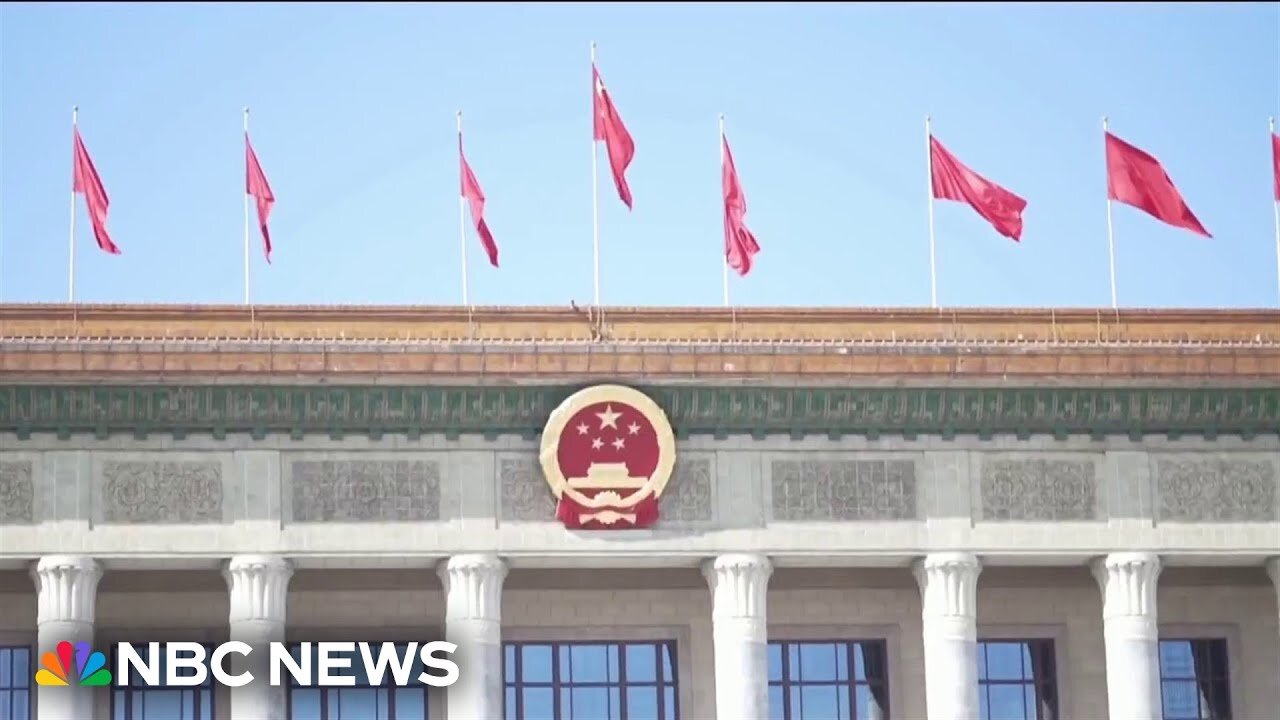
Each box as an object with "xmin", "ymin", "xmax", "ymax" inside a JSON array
[{"xmin": 34, "ymin": 641, "xmax": 112, "ymax": 687}]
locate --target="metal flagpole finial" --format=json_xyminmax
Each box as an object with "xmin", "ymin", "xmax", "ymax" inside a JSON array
[{"xmin": 457, "ymin": 110, "xmax": 462, "ymax": 133}]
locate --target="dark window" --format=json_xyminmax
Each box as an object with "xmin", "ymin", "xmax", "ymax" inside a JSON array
[
  {"xmin": 977, "ymin": 639, "xmax": 1057, "ymax": 720},
  {"xmin": 0, "ymin": 646, "xmax": 31, "ymax": 720},
  {"xmin": 112, "ymin": 642, "xmax": 215, "ymax": 720},
  {"xmin": 1159, "ymin": 639, "xmax": 1231, "ymax": 720},
  {"xmin": 767, "ymin": 640, "xmax": 890, "ymax": 720},
  {"xmin": 502, "ymin": 641, "xmax": 679, "ymax": 720},
  {"xmin": 286, "ymin": 642, "xmax": 429, "ymax": 720}
]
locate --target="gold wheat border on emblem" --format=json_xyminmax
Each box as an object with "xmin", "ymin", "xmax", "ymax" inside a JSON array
[{"xmin": 538, "ymin": 384, "xmax": 677, "ymax": 501}]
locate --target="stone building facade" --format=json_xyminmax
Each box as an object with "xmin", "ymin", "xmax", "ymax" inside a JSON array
[{"xmin": 0, "ymin": 304, "xmax": 1278, "ymax": 720}]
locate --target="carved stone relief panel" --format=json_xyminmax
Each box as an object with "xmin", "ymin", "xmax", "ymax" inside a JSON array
[
  {"xmin": 100, "ymin": 461, "xmax": 224, "ymax": 524},
  {"xmin": 979, "ymin": 457, "xmax": 1099, "ymax": 521},
  {"xmin": 659, "ymin": 456, "xmax": 714, "ymax": 524},
  {"xmin": 497, "ymin": 455, "xmax": 555, "ymax": 522},
  {"xmin": 288, "ymin": 460, "xmax": 440, "ymax": 522},
  {"xmin": 1154, "ymin": 456, "xmax": 1277, "ymax": 523},
  {"xmin": 770, "ymin": 459, "xmax": 917, "ymax": 521},
  {"xmin": 0, "ymin": 461, "xmax": 35, "ymax": 524}
]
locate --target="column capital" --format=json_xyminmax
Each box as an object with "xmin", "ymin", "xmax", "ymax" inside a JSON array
[
  {"xmin": 1091, "ymin": 552, "xmax": 1161, "ymax": 619},
  {"xmin": 703, "ymin": 554, "xmax": 772, "ymax": 620},
  {"xmin": 437, "ymin": 554, "xmax": 507, "ymax": 622},
  {"xmin": 31, "ymin": 555, "xmax": 102, "ymax": 625},
  {"xmin": 440, "ymin": 555, "xmax": 506, "ymax": 719},
  {"xmin": 223, "ymin": 554, "xmax": 293, "ymax": 624},
  {"xmin": 912, "ymin": 552, "xmax": 981, "ymax": 618}
]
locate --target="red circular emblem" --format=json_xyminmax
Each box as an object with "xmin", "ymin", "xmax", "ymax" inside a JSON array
[{"xmin": 539, "ymin": 385, "xmax": 676, "ymax": 529}]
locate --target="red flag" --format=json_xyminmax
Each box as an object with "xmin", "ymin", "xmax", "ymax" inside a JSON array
[
  {"xmin": 72, "ymin": 127, "xmax": 120, "ymax": 255},
  {"xmin": 1270, "ymin": 131, "xmax": 1279, "ymax": 201},
  {"xmin": 1105, "ymin": 131, "xmax": 1210, "ymax": 238},
  {"xmin": 722, "ymin": 134, "xmax": 760, "ymax": 276},
  {"xmin": 245, "ymin": 133, "xmax": 276, "ymax": 262},
  {"xmin": 592, "ymin": 64, "xmax": 635, "ymax": 209},
  {"xmin": 459, "ymin": 134, "xmax": 498, "ymax": 267},
  {"xmin": 930, "ymin": 136, "xmax": 1027, "ymax": 242}
]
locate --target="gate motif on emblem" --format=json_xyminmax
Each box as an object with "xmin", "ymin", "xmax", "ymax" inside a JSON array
[{"xmin": 538, "ymin": 384, "xmax": 676, "ymax": 529}]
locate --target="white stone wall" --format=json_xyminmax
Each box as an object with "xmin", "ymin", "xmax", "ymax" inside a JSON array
[
  {"xmin": 2, "ymin": 434, "xmax": 1278, "ymax": 563},
  {"xmin": 2, "ymin": 429, "xmax": 1278, "ymax": 718},
  {"xmin": 2, "ymin": 567, "xmax": 1277, "ymax": 719}
]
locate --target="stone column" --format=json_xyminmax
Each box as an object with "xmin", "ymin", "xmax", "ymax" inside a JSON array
[
  {"xmin": 1092, "ymin": 552, "xmax": 1162, "ymax": 720},
  {"xmin": 33, "ymin": 556, "xmax": 102, "ymax": 720},
  {"xmin": 703, "ymin": 554, "xmax": 772, "ymax": 720},
  {"xmin": 224, "ymin": 555, "xmax": 293, "ymax": 720},
  {"xmin": 913, "ymin": 552, "xmax": 981, "ymax": 720},
  {"xmin": 438, "ymin": 554, "xmax": 507, "ymax": 720}
]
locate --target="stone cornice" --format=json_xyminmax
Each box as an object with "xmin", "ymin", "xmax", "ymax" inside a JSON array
[
  {"xmin": 6, "ymin": 305, "xmax": 1280, "ymax": 383},
  {"xmin": 5, "ymin": 303, "xmax": 1279, "ymax": 344},
  {"xmin": 1, "ymin": 384, "xmax": 1276, "ymax": 439}
]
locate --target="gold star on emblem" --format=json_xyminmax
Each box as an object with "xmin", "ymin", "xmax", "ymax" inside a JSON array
[
  {"xmin": 595, "ymin": 405, "xmax": 622, "ymax": 430},
  {"xmin": 591, "ymin": 437, "xmax": 604, "ymax": 450},
  {"xmin": 627, "ymin": 422, "xmax": 641, "ymax": 435},
  {"xmin": 577, "ymin": 423, "xmax": 590, "ymax": 435},
  {"xmin": 612, "ymin": 437, "xmax": 626, "ymax": 450}
]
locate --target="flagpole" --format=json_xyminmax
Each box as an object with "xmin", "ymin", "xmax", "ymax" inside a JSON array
[
  {"xmin": 1272, "ymin": 117, "xmax": 1279, "ymax": 306},
  {"xmin": 458, "ymin": 110, "xmax": 471, "ymax": 308},
  {"xmin": 1103, "ymin": 116, "xmax": 1118, "ymax": 309},
  {"xmin": 720, "ymin": 114, "xmax": 729, "ymax": 307},
  {"xmin": 925, "ymin": 116, "xmax": 937, "ymax": 309},
  {"xmin": 243, "ymin": 107, "xmax": 252, "ymax": 306},
  {"xmin": 69, "ymin": 105, "xmax": 79, "ymax": 304},
  {"xmin": 590, "ymin": 41, "xmax": 601, "ymax": 309}
]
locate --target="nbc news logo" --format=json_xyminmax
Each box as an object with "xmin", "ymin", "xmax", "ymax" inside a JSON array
[{"xmin": 33, "ymin": 640, "xmax": 459, "ymax": 688}]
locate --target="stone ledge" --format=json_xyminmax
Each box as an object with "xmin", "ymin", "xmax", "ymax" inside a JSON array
[{"xmin": 4, "ymin": 304, "xmax": 1278, "ymax": 344}]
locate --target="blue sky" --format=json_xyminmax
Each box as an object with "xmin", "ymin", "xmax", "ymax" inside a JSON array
[{"xmin": 1, "ymin": 3, "xmax": 1277, "ymax": 309}]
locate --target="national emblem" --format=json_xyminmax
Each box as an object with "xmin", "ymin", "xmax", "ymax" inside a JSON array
[{"xmin": 539, "ymin": 384, "xmax": 676, "ymax": 529}]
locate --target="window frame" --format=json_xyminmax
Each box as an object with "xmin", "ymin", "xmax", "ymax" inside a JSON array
[
  {"xmin": 975, "ymin": 638, "xmax": 1058, "ymax": 720},
  {"xmin": 1156, "ymin": 635, "xmax": 1234, "ymax": 720},
  {"xmin": 1158, "ymin": 624, "xmax": 1241, "ymax": 720},
  {"xmin": 109, "ymin": 641, "xmax": 217, "ymax": 720},
  {"xmin": 281, "ymin": 641, "xmax": 432, "ymax": 720},
  {"xmin": 766, "ymin": 637, "xmax": 891, "ymax": 720},
  {"xmin": 501, "ymin": 639, "xmax": 680, "ymax": 720},
  {"xmin": 0, "ymin": 644, "xmax": 33, "ymax": 720},
  {"xmin": 768, "ymin": 624, "xmax": 902, "ymax": 720},
  {"xmin": 503, "ymin": 624, "xmax": 691, "ymax": 719},
  {"xmin": 977, "ymin": 624, "xmax": 1069, "ymax": 719}
]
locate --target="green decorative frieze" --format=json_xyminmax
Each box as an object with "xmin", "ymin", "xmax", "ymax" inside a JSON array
[{"xmin": 0, "ymin": 385, "xmax": 1276, "ymax": 439}]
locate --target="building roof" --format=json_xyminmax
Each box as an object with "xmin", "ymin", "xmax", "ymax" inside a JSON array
[
  {"xmin": 2, "ymin": 304, "xmax": 1277, "ymax": 438},
  {"xmin": 1, "ymin": 303, "xmax": 1278, "ymax": 383}
]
